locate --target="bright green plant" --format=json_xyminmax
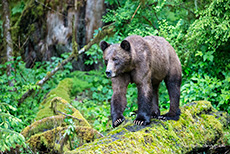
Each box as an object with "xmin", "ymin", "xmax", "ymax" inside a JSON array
[
  {"xmin": 185, "ymin": 0, "xmax": 230, "ymax": 78},
  {"xmin": 181, "ymin": 73, "xmax": 230, "ymax": 113},
  {"xmin": 71, "ymin": 70, "xmax": 112, "ymax": 132},
  {"xmin": 64, "ymin": 118, "xmax": 80, "ymax": 150},
  {"xmin": 0, "ymin": 102, "xmax": 26, "ymax": 151},
  {"xmin": 0, "ymin": 53, "xmax": 73, "ymax": 133}
]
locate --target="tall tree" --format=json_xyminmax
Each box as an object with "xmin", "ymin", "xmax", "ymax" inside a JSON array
[{"xmin": 2, "ymin": 0, "xmax": 14, "ymax": 86}]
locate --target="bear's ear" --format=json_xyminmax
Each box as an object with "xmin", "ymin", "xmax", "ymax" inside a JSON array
[
  {"xmin": 100, "ymin": 41, "xmax": 110, "ymax": 52},
  {"xmin": 120, "ymin": 40, "xmax": 130, "ymax": 52}
]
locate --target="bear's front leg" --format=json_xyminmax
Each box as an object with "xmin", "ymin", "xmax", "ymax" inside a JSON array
[
  {"xmin": 134, "ymin": 84, "xmax": 153, "ymax": 126},
  {"xmin": 111, "ymin": 93, "xmax": 126, "ymax": 128},
  {"xmin": 111, "ymin": 74, "xmax": 130, "ymax": 128}
]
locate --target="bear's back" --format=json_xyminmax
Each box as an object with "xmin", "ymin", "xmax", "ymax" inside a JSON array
[{"xmin": 124, "ymin": 35, "xmax": 180, "ymax": 81}]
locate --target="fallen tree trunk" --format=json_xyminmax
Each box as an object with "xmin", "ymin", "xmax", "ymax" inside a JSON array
[
  {"xmin": 18, "ymin": 23, "xmax": 115, "ymax": 105},
  {"xmin": 65, "ymin": 101, "xmax": 230, "ymax": 154}
]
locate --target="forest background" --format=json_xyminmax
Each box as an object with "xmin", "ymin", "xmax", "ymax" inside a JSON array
[{"xmin": 0, "ymin": 0, "xmax": 229, "ymax": 152}]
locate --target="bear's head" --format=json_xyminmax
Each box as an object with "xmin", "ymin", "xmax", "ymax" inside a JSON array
[{"xmin": 100, "ymin": 40, "xmax": 132, "ymax": 78}]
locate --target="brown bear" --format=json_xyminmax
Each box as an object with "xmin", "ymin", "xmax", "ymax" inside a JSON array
[{"xmin": 100, "ymin": 35, "xmax": 182, "ymax": 128}]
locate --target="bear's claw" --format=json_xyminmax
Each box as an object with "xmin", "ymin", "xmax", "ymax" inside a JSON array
[
  {"xmin": 113, "ymin": 118, "xmax": 124, "ymax": 127},
  {"xmin": 158, "ymin": 111, "xmax": 180, "ymax": 121},
  {"xmin": 133, "ymin": 120, "xmax": 144, "ymax": 125},
  {"xmin": 158, "ymin": 115, "xmax": 180, "ymax": 121},
  {"xmin": 133, "ymin": 114, "xmax": 151, "ymax": 126},
  {"xmin": 157, "ymin": 115, "xmax": 167, "ymax": 120}
]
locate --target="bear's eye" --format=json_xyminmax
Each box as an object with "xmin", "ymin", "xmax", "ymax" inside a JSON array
[
  {"xmin": 113, "ymin": 58, "xmax": 118, "ymax": 62},
  {"xmin": 105, "ymin": 60, "xmax": 108, "ymax": 65}
]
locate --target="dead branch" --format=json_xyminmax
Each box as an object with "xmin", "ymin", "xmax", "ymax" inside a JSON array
[
  {"xmin": 130, "ymin": 3, "xmax": 141, "ymax": 22},
  {"xmin": 56, "ymin": 110, "xmax": 82, "ymax": 122}
]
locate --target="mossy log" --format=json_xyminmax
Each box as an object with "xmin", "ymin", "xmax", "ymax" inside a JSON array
[
  {"xmin": 65, "ymin": 101, "xmax": 230, "ymax": 154},
  {"xmin": 21, "ymin": 78, "xmax": 103, "ymax": 153},
  {"xmin": 26, "ymin": 126, "xmax": 103, "ymax": 153}
]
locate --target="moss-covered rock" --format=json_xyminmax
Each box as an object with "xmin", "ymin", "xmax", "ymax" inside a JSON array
[{"xmin": 65, "ymin": 101, "xmax": 230, "ymax": 154}]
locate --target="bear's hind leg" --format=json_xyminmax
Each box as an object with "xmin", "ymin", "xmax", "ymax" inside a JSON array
[
  {"xmin": 151, "ymin": 82, "xmax": 160, "ymax": 119},
  {"xmin": 160, "ymin": 74, "xmax": 181, "ymax": 120},
  {"xmin": 134, "ymin": 83, "xmax": 153, "ymax": 126}
]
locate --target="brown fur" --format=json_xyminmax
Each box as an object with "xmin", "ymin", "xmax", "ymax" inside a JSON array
[{"xmin": 100, "ymin": 35, "xmax": 182, "ymax": 128}]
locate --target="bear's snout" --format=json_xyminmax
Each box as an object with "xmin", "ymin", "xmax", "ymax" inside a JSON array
[{"xmin": 106, "ymin": 70, "xmax": 112, "ymax": 78}]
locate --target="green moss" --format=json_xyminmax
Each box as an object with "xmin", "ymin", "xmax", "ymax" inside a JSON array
[
  {"xmin": 22, "ymin": 109, "xmax": 91, "ymax": 139},
  {"xmin": 65, "ymin": 101, "xmax": 229, "ymax": 154},
  {"xmin": 71, "ymin": 78, "xmax": 91, "ymax": 95},
  {"xmin": 35, "ymin": 97, "xmax": 74, "ymax": 120},
  {"xmin": 72, "ymin": 110, "xmax": 91, "ymax": 127},
  {"xmin": 69, "ymin": 71, "xmax": 93, "ymax": 95},
  {"xmin": 26, "ymin": 126, "xmax": 103, "ymax": 153},
  {"xmin": 21, "ymin": 115, "xmax": 66, "ymax": 139},
  {"xmin": 22, "ymin": 75, "xmax": 103, "ymax": 152},
  {"xmin": 49, "ymin": 78, "xmax": 73, "ymax": 103},
  {"xmin": 27, "ymin": 126, "xmax": 67, "ymax": 152},
  {"xmin": 35, "ymin": 78, "xmax": 73, "ymax": 120}
]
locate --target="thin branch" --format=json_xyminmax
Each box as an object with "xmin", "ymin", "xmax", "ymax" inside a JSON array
[
  {"xmin": 95, "ymin": 130, "xmax": 104, "ymax": 138},
  {"xmin": 56, "ymin": 110, "xmax": 82, "ymax": 122},
  {"xmin": 142, "ymin": 16, "xmax": 159, "ymax": 31},
  {"xmin": 116, "ymin": 0, "xmax": 121, "ymax": 7},
  {"xmin": 130, "ymin": 3, "xmax": 141, "ymax": 22}
]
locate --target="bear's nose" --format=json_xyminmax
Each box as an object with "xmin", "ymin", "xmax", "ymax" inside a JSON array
[{"xmin": 106, "ymin": 70, "xmax": 112, "ymax": 77}]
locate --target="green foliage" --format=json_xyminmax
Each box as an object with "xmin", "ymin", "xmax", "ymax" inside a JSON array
[
  {"xmin": 85, "ymin": 44, "xmax": 103, "ymax": 66},
  {"xmin": 0, "ymin": 53, "xmax": 72, "ymax": 150},
  {"xmin": 0, "ymin": 102, "xmax": 26, "ymax": 152},
  {"xmin": 186, "ymin": 0, "xmax": 230, "ymax": 77},
  {"xmin": 224, "ymin": 127, "xmax": 230, "ymax": 145},
  {"xmin": 181, "ymin": 73, "xmax": 230, "ymax": 113},
  {"xmin": 71, "ymin": 71, "xmax": 112, "ymax": 132},
  {"xmin": 11, "ymin": 1, "xmax": 25, "ymax": 16},
  {"xmin": 64, "ymin": 118, "xmax": 80, "ymax": 150}
]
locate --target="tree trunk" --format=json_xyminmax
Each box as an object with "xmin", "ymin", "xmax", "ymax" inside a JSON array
[
  {"xmin": 14, "ymin": 0, "xmax": 105, "ymax": 71},
  {"xmin": 72, "ymin": 0, "xmax": 105, "ymax": 71},
  {"xmin": 85, "ymin": 0, "xmax": 105, "ymax": 44},
  {"xmin": 2, "ymin": 0, "xmax": 14, "ymax": 86}
]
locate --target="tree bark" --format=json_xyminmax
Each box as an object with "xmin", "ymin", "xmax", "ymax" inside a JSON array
[
  {"xmin": 85, "ymin": 0, "xmax": 105, "ymax": 44},
  {"xmin": 2, "ymin": 0, "xmax": 14, "ymax": 86}
]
